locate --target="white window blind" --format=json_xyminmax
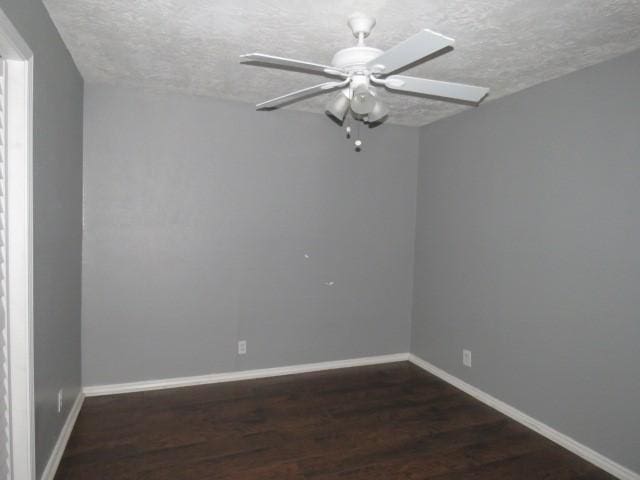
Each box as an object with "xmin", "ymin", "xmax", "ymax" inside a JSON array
[{"xmin": 0, "ymin": 58, "xmax": 9, "ymax": 479}]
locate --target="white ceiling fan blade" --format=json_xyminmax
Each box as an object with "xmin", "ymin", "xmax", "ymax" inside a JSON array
[
  {"xmin": 256, "ymin": 80, "xmax": 350, "ymax": 110},
  {"xmin": 366, "ymin": 29, "xmax": 454, "ymax": 75},
  {"xmin": 384, "ymin": 75, "xmax": 489, "ymax": 104},
  {"xmin": 240, "ymin": 53, "xmax": 347, "ymax": 78}
]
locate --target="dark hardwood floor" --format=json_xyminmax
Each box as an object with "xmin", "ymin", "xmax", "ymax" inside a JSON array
[{"xmin": 56, "ymin": 362, "xmax": 614, "ymax": 479}]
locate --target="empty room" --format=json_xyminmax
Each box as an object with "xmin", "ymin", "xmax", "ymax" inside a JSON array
[{"xmin": 1, "ymin": 0, "xmax": 639, "ymax": 479}]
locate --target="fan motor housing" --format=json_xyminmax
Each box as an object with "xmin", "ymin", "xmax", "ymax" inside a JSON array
[{"xmin": 331, "ymin": 46, "xmax": 383, "ymax": 73}]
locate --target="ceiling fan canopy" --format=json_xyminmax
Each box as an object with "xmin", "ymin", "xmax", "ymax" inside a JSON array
[{"xmin": 240, "ymin": 13, "xmax": 489, "ymax": 141}]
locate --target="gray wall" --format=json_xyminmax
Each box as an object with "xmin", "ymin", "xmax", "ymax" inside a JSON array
[
  {"xmin": 0, "ymin": 0, "xmax": 83, "ymax": 477},
  {"xmin": 82, "ymin": 84, "xmax": 418, "ymax": 386},
  {"xmin": 412, "ymin": 49, "xmax": 640, "ymax": 472}
]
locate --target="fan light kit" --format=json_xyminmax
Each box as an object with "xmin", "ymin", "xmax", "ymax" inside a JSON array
[{"xmin": 241, "ymin": 13, "xmax": 489, "ymax": 149}]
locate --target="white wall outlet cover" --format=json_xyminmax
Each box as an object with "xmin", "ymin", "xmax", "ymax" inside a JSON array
[
  {"xmin": 463, "ymin": 349, "xmax": 472, "ymax": 367},
  {"xmin": 238, "ymin": 340, "xmax": 247, "ymax": 355}
]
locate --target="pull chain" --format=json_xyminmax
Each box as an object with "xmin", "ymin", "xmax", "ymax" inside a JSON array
[{"xmin": 354, "ymin": 120, "xmax": 362, "ymax": 150}]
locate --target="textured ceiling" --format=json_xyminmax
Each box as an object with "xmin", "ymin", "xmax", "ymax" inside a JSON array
[{"xmin": 43, "ymin": 0, "xmax": 640, "ymax": 126}]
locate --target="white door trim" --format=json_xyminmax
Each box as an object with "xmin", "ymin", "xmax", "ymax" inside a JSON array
[{"xmin": 0, "ymin": 8, "xmax": 35, "ymax": 480}]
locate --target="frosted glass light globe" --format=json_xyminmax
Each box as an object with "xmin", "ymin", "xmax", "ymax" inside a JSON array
[{"xmin": 350, "ymin": 85, "xmax": 376, "ymax": 115}]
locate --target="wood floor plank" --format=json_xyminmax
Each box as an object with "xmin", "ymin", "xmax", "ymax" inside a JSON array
[{"xmin": 55, "ymin": 362, "xmax": 615, "ymax": 479}]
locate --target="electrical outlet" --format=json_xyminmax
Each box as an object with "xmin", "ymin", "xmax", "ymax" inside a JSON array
[
  {"xmin": 463, "ymin": 349, "xmax": 472, "ymax": 367},
  {"xmin": 238, "ymin": 340, "xmax": 247, "ymax": 355},
  {"xmin": 57, "ymin": 389, "xmax": 63, "ymax": 413}
]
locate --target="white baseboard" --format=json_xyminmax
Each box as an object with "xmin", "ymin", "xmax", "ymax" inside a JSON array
[
  {"xmin": 83, "ymin": 353, "xmax": 410, "ymax": 397},
  {"xmin": 408, "ymin": 354, "xmax": 639, "ymax": 480},
  {"xmin": 40, "ymin": 392, "xmax": 84, "ymax": 480}
]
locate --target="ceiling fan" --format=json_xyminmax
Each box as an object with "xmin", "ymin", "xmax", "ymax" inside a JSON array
[{"xmin": 240, "ymin": 13, "xmax": 489, "ymax": 145}]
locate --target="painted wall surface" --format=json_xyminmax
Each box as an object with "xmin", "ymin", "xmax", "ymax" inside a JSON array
[
  {"xmin": 0, "ymin": 0, "xmax": 84, "ymax": 476},
  {"xmin": 82, "ymin": 84, "xmax": 418, "ymax": 386},
  {"xmin": 412, "ymin": 49, "xmax": 640, "ymax": 472}
]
